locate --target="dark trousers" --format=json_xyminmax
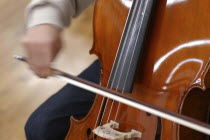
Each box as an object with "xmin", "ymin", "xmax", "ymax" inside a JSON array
[{"xmin": 25, "ymin": 60, "xmax": 100, "ymax": 140}]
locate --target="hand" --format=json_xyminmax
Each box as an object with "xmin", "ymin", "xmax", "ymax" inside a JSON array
[{"xmin": 21, "ymin": 24, "xmax": 62, "ymax": 78}]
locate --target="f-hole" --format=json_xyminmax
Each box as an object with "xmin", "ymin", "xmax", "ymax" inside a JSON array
[
  {"xmin": 86, "ymin": 128, "xmax": 97, "ymax": 140},
  {"xmin": 180, "ymin": 87, "xmax": 210, "ymax": 140}
]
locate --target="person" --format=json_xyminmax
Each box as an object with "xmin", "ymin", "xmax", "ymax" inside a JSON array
[{"xmin": 21, "ymin": 0, "xmax": 99, "ymax": 139}]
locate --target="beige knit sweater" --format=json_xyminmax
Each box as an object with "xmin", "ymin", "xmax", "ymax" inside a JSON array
[{"xmin": 26, "ymin": 0, "xmax": 94, "ymax": 29}]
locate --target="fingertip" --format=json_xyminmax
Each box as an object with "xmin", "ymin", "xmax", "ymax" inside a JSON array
[{"xmin": 29, "ymin": 67, "xmax": 50, "ymax": 79}]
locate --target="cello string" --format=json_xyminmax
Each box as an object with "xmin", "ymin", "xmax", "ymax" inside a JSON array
[
  {"xmin": 94, "ymin": 0, "xmax": 148, "ymax": 137},
  {"xmin": 94, "ymin": 0, "xmax": 136, "ymax": 129},
  {"xmin": 114, "ymin": 0, "xmax": 149, "ymax": 121},
  {"xmin": 106, "ymin": 0, "xmax": 146, "ymax": 123},
  {"xmin": 92, "ymin": 2, "xmax": 134, "ymax": 135},
  {"xmin": 113, "ymin": 0, "xmax": 146, "ymax": 122},
  {"xmin": 106, "ymin": 0, "xmax": 141, "ymax": 124},
  {"xmin": 105, "ymin": 0, "xmax": 141, "ymax": 124},
  {"xmin": 93, "ymin": 0, "xmax": 145, "ymax": 137},
  {"xmin": 93, "ymin": 36, "xmax": 126, "ymax": 129},
  {"xmin": 92, "ymin": 2, "xmax": 130, "ymax": 134},
  {"xmin": 93, "ymin": 97, "xmax": 106, "ymax": 129},
  {"xmin": 104, "ymin": 0, "xmax": 137, "ymax": 124}
]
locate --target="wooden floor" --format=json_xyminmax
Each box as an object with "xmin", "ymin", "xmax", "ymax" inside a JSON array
[{"xmin": 0, "ymin": 1, "xmax": 96, "ymax": 139}]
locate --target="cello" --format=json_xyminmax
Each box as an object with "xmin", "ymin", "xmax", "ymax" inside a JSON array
[
  {"xmin": 64, "ymin": 0, "xmax": 210, "ymax": 139},
  {"xmin": 17, "ymin": 0, "xmax": 210, "ymax": 139}
]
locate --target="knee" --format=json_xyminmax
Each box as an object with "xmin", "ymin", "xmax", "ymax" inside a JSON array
[
  {"xmin": 24, "ymin": 112, "xmax": 49, "ymax": 140},
  {"xmin": 24, "ymin": 111, "xmax": 70, "ymax": 140}
]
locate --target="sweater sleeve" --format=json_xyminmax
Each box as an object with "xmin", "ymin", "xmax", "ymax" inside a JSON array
[{"xmin": 25, "ymin": 0, "xmax": 94, "ymax": 29}]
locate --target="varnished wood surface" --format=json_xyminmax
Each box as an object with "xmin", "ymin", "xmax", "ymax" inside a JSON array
[
  {"xmin": 0, "ymin": 1, "xmax": 96, "ymax": 139},
  {"xmin": 66, "ymin": 0, "xmax": 210, "ymax": 140},
  {"xmin": 65, "ymin": 0, "xmax": 157, "ymax": 139}
]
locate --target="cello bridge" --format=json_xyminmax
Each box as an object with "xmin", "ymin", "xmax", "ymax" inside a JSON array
[{"xmin": 93, "ymin": 120, "xmax": 142, "ymax": 140}]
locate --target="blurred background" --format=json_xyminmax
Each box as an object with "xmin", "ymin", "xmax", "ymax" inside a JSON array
[{"xmin": 0, "ymin": 0, "xmax": 96, "ymax": 139}]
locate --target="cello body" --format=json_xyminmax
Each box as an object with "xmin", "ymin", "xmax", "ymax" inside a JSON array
[{"xmin": 65, "ymin": 0, "xmax": 210, "ymax": 139}]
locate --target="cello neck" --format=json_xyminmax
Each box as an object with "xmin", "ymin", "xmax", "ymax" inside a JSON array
[{"xmin": 108, "ymin": 0, "xmax": 155, "ymax": 93}]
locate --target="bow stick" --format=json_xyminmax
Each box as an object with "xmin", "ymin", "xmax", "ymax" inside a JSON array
[{"xmin": 14, "ymin": 55, "xmax": 210, "ymax": 135}]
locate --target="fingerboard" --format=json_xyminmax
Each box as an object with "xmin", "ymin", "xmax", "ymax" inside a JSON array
[{"xmin": 108, "ymin": 0, "xmax": 155, "ymax": 92}]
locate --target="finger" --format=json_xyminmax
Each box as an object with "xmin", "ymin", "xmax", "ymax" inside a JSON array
[
  {"xmin": 29, "ymin": 64, "xmax": 52, "ymax": 78},
  {"xmin": 28, "ymin": 53, "xmax": 52, "ymax": 78}
]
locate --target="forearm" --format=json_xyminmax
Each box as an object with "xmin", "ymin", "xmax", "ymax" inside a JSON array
[{"xmin": 25, "ymin": 0, "xmax": 94, "ymax": 29}]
